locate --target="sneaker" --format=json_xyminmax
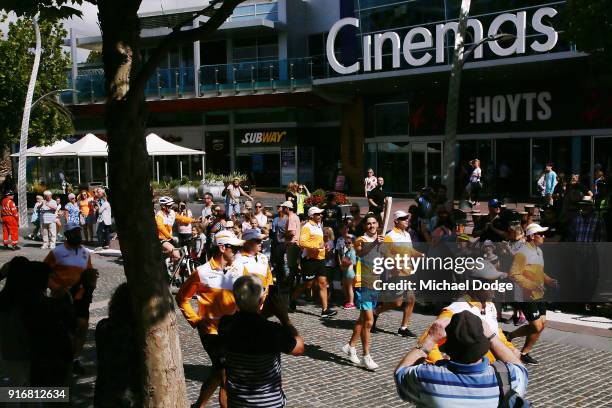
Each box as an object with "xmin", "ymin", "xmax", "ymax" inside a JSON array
[
  {"xmin": 341, "ymin": 344, "xmax": 360, "ymax": 365},
  {"xmin": 362, "ymin": 354, "xmax": 379, "ymax": 371},
  {"xmin": 103, "ymin": 246, "xmax": 110, "ymax": 250},
  {"xmin": 370, "ymin": 314, "xmax": 379, "ymax": 333},
  {"xmin": 517, "ymin": 316, "xmax": 527, "ymax": 326},
  {"xmin": 73, "ymin": 359, "xmax": 86, "ymax": 376},
  {"xmin": 41, "ymin": 244, "xmax": 49, "ymax": 250},
  {"xmin": 49, "ymin": 245, "xmax": 56, "ymax": 249},
  {"xmin": 343, "ymin": 303, "xmax": 356, "ymax": 310},
  {"xmin": 11, "ymin": 245, "xmax": 20, "ymax": 251},
  {"xmin": 321, "ymin": 309, "xmax": 337, "ymax": 318},
  {"xmin": 520, "ymin": 353, "xmax": 539, "ymax": 365},
  {"xmin": 288, "ymin": 300, "xmax": 297, "ymax": 313},
  {"xmin": 397, "ymin": 327, "xmax": 417, "ymax": 337}
]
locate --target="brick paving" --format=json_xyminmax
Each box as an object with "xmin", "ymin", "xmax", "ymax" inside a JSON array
[{"xmin": 1, "ymin": 243, "xmax": 612, "ymax": 407}]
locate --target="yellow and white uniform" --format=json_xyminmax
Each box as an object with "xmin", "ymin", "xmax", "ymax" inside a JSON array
[
  {"xmin": 156, "ymin": 209, "xmax": 195, "ymax": 240},
  {"xmin": 45, "ymin": 244, "xmax": 93, "ymax": 296},
  {"xmin": 234, "ymin": 251, "xmax": 273, "ymax": 298},
  {"xmin": 419, "ymin": 297, "xmax": 515, "ymax": 364},
  {"xmin": 383, "ymin": 227, "xmax": 422, "ymax": 276},
  {"xmin": 509, "ymin": 242, "xmax": 554, "ymax": 301},
  {"xmin": 354, "ymin": 234, "xmax": 379, "ymax": 289},
  {"xmin": 300, "ymin": 220, "xmax": 324, "ymax": 260},
  {"xmin": 176, "ymin": 257, "xmax": 247, "ymax": 334}
]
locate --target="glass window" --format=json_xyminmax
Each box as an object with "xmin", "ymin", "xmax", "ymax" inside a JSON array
[
  {"xmin": 377, "ymin": 142, "xmax": 410, "ymax": 193},
  {"xmin": 375, "ymin": 102, "xmax": 409, "ymax": 137}
]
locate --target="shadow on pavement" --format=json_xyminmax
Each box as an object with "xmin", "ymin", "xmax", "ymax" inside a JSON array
[
  {"xmin": 302, "ymin": 344, "xmax": 355, "ymax": 367},
  {"xmin": 320, "ymin": 318, "xmax": 355, "ymax": 330}
]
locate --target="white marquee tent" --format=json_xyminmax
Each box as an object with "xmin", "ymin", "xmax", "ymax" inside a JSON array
[{"xmin": 15, "ymin": 133, "xmax": 206, "ymax": 185}]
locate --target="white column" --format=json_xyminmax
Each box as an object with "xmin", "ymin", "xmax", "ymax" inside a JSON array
[
  {"xmin": 77, "ymin": 157, "xmax": 81, "ymax": 184},
  {"xmin": 104, "ymin": 160, "xmax": 108, "ymax": 186},
  {"xmin": 156, "ymin": 161, "xmax": 160, "ymax": 183},
  {"xmin": 279, "ymin": 33, "xmax": 288, "ymax": 80},
  {"xmin": 70, "ymin": 28, "xmax": 78, "ymax": 104},
  {"xmin": 201, "ymin": 155, "xmax": 205, "ymax": 181},
  {"xmin": 179, "ymin": 160, "xmax": 183, "ymax": 179},
  {"xmin": 193, "ymin": 20, "xmax": 201, "ymax": 97}
]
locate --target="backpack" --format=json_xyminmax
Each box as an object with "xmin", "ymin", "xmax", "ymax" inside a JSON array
[{"xmin": 492, "ymin": 361, "xmax": 531, "ymax": 408}]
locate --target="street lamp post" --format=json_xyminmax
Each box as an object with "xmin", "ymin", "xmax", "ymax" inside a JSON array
[{"xmin": 442, "ymin": 17, "xmax": 515, "ymax": 202}]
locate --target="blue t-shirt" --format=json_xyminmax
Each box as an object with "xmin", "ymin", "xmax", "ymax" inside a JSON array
[{"xmin": 65, "ymin": 202, "xmax": 80, "ymax": 224}]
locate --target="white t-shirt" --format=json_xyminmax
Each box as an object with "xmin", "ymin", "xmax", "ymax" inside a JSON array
[
  {"xmin": 470, "ymin": 167, "xmax": 482, "ymax": 183},
  {"xmin": 364, "ymin": 176, "xmax": 377, "ymax": 192},
  {"xmin": 255, "ymin": 213, "xmax": 268, "ymax": 229}
]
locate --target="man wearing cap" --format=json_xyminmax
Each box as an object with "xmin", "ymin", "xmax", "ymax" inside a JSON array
[
  {"xmin": 45, "ymin": 222, "xmax": 98, "ymax": 375},
  {"xmin": 371, "ymin": 210, "xmax": 423, "ymax": 337},
  {"xmin": 234, "ymin": 229, "xmax": 288, "ymax": 324},
  {"xmin": 395, "ymin": 311, "xmax": 528, "ymax": 407},
  {"xmin": 473, "ymin": 199, "xmax": 509, "ymax": 242},
  {"xmin": 1, "ymin": 191, "xmax": 19, "ymax": 250},
  {"xmin": 176, "ymin": 230, "xmax": 247, "ymax": 408},
  {"xmin": 417, "ymin": 278, "xmax": 518, "ymax": 365},
  {"xmin": 289, "ymin": 206, "xmax": 337, "ymax": 318},
  {"xmin": 282, "ymin": 201, "xmax": 301, "ymax": 299},
  {"xmin": 506, "ymin": 223, "xmax": 558, "ymax": 365}
]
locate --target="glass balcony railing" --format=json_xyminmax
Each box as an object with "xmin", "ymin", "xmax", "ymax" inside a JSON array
[
  {"xmin": 61, "ymin": 57, "xmax": 322, "ymax": 104},
  {"xmin": 228, "ymin": 2, "xmax": 279, "ymax": 22}
]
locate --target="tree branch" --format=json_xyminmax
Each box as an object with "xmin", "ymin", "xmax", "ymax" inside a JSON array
[{"xmin": 130, "ymin": 0, "xmax": 243, "ymax": 98}]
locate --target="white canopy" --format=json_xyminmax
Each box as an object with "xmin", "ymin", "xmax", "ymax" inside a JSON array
[
  {"xmin": 146, "ymin": 133, "xmax": 206, "ymax": 156},
  {"xmin": 10, "ymin": 140, "xmax": 71, "ymax": 157},
  {"xmin": 46, "ymin": 133, "xmax": 108, "ymax": 157}
]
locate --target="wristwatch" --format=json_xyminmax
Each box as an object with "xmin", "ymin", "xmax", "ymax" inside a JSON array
[
  {"xmin": 415, "ymin": 342, "xmax": 431, "ymax": 355},
  {"xmin": 487, "ymin": 332, "xmax": 497, "ymax": 340}
]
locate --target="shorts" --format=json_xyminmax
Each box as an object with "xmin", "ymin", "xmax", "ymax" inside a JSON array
[
  {"xmin": 354, "ymin": 287, "xmax": 378, "ymax": 311},
  {"xmin": 384, "ymin": 275, "xmax": 415, "ymax": 300},
  {"xmin": 198, "ymin": 332, "xmax": 224, "ymax": 369},
  {"xmin": 301, "ymin": 258, "xmax": 326, "ymax": 281},
  {"xmin": 72, "ymin": 286, "xmax": 94, "ymax": 319},
  {"xmin": 286, "ymin": 244, "xmax": 301, "ymax": 269},
  {"xmin": 342, "ymin": 266, "xmax": 355, "ymax": 280},
  {"xmin": 521, "ymin": 302, "xmax": 547, "ymax": 322}
]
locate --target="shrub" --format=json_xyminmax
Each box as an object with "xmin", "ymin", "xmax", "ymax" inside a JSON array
[{"xmin": 305, "ymin": 191, "xmax": 350, "ymax": 206}]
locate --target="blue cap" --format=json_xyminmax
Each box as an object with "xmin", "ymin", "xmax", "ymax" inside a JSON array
[
  {"xmin": 488, "ymin": 199, "xmax": 501, "ymax": 208},
  {"xmin": 242, "ymin": 229, "xmax": 265, "ymax": 241}
]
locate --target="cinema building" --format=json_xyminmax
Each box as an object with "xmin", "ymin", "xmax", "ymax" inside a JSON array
[{"xmin": 66, "ymin": 0, "xmax": 612, "ymax": 197}]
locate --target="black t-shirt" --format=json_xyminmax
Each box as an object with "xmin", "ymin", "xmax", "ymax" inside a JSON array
[
  {"xmin": 219, "ymin": 312, "xmax": 296, "ymax": 408},
  {"xmin": 368, "ymin": 187, "xmax": 386, "ymax": 213},
  {"xmin": 322, "ymin": 203, "xmax": 343, "ymax": 233},
  {"xmin": 475, "ymin": 215, "xmax": 508, "ymax": 242},
  {"xmin": 285, "ymin": 191, "xmax": 297, "ymax": 204}
]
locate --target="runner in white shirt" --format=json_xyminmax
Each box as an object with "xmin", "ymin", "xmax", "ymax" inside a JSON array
[{"xmin": 371, "ymin": 211, "xmax": 423, "ymax": 337}]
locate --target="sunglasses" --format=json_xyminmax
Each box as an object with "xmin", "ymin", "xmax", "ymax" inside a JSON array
[{"xmin": 256, "ymin": 205, "xmax": 262, "ymax": 208}]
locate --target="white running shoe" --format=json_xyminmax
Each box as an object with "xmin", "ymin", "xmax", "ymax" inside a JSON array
[
  {"xmin": 362, "ymin": 354, "xmax": 379, "ymax": 371},
  {"xmin": 41, "ymin": 244, "xmax": 49, "ymax": 250},
  {"xmin": 341, "ymin": 344, "xmax": 361, "ymax": 365}
]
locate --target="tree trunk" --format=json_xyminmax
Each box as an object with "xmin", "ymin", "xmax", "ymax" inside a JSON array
[
  {"xmin": 17, "ymin": 16, "xmax": 41, "ymax": 227},
  {"xmin": 443, "ymin": 0, "xmax": 472, "ymax": 201},
  {"xmin": 98, "ymin": 1, "xmax": 188, "ymax": 406}
]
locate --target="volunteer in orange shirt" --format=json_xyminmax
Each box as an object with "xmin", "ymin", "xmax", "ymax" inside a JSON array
[
  {"xmin": 1, "ymin": 191, "xmax": 19, "ymax": 250},
  {"xmin": 176, "ymin": 230, "xmax": 246, "ymax": 408},
  {"xmin": 78, "ymin": 190, "xmax": 95, "ymax": 243},
  {"xmin": 156, "ymin": 196, "xmax": 198, "ymax": 244}
]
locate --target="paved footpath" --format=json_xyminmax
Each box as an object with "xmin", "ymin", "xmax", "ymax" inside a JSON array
[{"xmin": 1, "ymin": 243, "xmax": 611, "ymax": 407}]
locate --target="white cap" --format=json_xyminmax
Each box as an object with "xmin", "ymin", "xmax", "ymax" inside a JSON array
[
  {"xmin": 393, "ymin": 210, "xmax": 409, "ymax": 221},
  {"xmin": 214, "ymin": 230, "xmax": 244, "ymax": 246},
  {"xmin": 225, "ymin": 220, "xmax": 234, "ymax": 228},
  {"xmin": 524, "ymin": 223, "xmax": 548, "ymax": 236},
  {"xmin": 308, "ymin": 207, "xmax": 324, "ymax": 217},
  {"xmin": 281, "ymin": 200, "xmax": 294, "ymax": 209},
  {"xmin": 482, "ymin": 240, "xmax": 494, "ymax": 247},
  {"xmin": 68, "ymin": 193, "xmax": 76, "ymax": 200}
]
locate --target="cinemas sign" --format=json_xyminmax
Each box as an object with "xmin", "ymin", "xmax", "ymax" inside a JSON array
[{"xmin": 326, "ymin": 7, "xmax": 560, "ymax": 75}]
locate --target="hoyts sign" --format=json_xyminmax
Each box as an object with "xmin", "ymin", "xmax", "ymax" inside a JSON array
[{"xmin": 327, "ymin": 7, "xmax": 559, "ymax": 74}]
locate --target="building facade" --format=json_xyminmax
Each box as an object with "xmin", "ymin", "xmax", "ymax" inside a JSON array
[{"xmin": 66, "ymin": 0, "xmax": 612, "ymax": 198}]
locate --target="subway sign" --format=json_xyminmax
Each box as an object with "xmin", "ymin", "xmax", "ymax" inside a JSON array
[
  {"xmin": 326, "ymin": 7, "xmax": 559, "ymax": 75},
  {"xmin": 239, "ymin": 130, "xmax": 288, "ymax": 145}
]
